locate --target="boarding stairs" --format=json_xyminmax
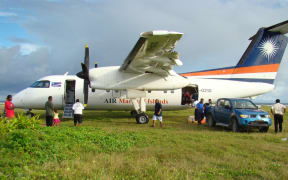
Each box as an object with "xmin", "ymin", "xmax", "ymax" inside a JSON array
[{"xmin": 62, "ymin": 104, "xmax": 73, "ymax": 118}]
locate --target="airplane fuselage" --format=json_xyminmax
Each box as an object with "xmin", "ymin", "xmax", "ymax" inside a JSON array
[
  {"xmin": 13, "ymin": 67, "xmax": 275, "ymax": 111},
  {"xmin": 13, "ymin": 74, "xmax": 186, "ymax": 110}
]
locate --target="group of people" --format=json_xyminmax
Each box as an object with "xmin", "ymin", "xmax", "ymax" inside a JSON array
[
  {"xmin": 45, "ymin": 96, "xmax": 84, "ymax": 127},
  {"xmin": 152, "ymin": 98, "xmax": 213, "ymax": 127},
  {"xmin": 0, "ymin": 94, "xmax": 85, "ymax": 127},
  {"xmin": 1, "ymin": 94, "xmax": 286, "ymax": 133},
  {"xmin": 182, "ymin": 91, "xmax": 198, "ymax": 105},
  {"xmin": 194, "ymin": 98, "xmax": 212, "ymax": 124},
  {"xmin": 193, "ymin": 98, "xmax": 287, "ymax": 133}
]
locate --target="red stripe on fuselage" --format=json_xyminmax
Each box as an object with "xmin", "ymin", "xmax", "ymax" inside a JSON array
[{"xmin": 181, "ymin": 64, "xmax": 280, "ymax": 77}]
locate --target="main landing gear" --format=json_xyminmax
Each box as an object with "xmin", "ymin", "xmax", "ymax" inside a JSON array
[
  {"xmin": 136, "ymin": 113, "xmax": 149, "ymax": 124},
  {"xmin": 131, "ymin": 98, "xmax": 149, "ymax": 124}
]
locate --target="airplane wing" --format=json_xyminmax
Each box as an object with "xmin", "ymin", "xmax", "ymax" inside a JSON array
[{"xmin": 119, "ymin": 31, "xmax": 183, "ymax": 76}]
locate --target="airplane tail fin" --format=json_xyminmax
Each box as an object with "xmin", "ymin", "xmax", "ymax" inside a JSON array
[{"xmin": 233, "ymin": 20, "xmax": 288, "ymax": 84}]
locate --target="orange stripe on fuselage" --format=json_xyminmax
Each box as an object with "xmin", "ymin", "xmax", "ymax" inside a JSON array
[{"xmin": 181, "ymin": 64, "xmax": 280, "ymax": 77}]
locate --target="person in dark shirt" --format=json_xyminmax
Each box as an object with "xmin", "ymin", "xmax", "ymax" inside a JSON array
[
  {"xmin": 195, "ymin": 98, "xmax": 205, "ymax": 124},
  {"xmin": 45, "ymin": 96, "xmax": 54, "ymax": 126},
  {"xmin": 26, "ymin": 108, "xmax": 35, "ymax": 118},
  {"xmin": 152, "ymin": 99, "xmax": 163, "ymax": 127},
  {"xmin": 204, "ymin": 99, "xmax": 212, "ymax": 117}
]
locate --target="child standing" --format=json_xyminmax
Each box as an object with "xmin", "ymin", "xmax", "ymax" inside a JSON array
[{"xmin": 53, "ymin": 109, "xmax": 61, "ymax": 126}]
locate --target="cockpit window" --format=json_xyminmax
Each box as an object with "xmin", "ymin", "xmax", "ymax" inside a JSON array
[{"xmin": 30, "ymin": 80, "xmax": 50, "ymax": 88}]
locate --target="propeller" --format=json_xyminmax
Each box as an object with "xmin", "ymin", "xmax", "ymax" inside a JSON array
[{"xmin": 76, "ymin": 45, "xmax": 90, "ymax": 106}]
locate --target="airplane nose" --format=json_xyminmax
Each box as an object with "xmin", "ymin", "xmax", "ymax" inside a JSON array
[{"xmin": 13, "ymin": 91, "xmax": 26, "ymax": 108}]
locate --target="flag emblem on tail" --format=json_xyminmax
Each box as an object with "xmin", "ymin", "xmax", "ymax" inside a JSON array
[{"xmin": 258, "ymin": 37, "xmax": 279, "ymax": 61}]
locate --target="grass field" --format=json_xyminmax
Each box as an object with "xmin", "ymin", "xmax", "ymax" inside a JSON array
[{"xmin": 0, "ymin": 105, "xmax": 288, "ymax": 179}]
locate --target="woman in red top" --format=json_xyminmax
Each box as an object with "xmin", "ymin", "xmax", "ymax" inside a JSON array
[{"xmin": 5, "ymin": 95, "xmax": 15, "ymax": 119}]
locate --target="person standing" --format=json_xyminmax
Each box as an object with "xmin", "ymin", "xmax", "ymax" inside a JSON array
[
  {"xmin": 195, "ymin": 98, "xmax": 205, "ymax": 124},
  {"xmin": 72, "ymin": 99, "xmax": 85, "ymax": 126},
  {"xmin": 208, "ymin": 99, "xmax": 212, "ymax": 106},
  {"xmin": 53, "ymin": 109, "xmax": 61, "ymax": 126},
  {"xmin": 45, "ymin": 96, "xmax": 54, "ymax": 126},
  {"xmin": 152, "ymin": 99, "xmax": 163, "ymax": 127},
  {"xmin": 271, "ymin": 99, "xmax": 286, "ymax": 133},
  {"xmin": 5, "ymin": 95, "xmax": 15, "ymax": 119}
]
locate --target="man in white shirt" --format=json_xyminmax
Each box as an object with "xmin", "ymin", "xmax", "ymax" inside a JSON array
[
  {"xmin": 271, "ymin": 99, "xmax": 286, "ymax": 133},
  {"xmin": 72, "ymin": 99, "xmax": 85, "ymax": 126}
]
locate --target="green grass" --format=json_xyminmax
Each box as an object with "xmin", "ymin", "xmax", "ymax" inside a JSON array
[{"xmin": 0, "ymin": 106, "xmax": 288, "ymax": 179}]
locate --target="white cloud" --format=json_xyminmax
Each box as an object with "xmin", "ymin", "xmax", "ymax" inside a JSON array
[{"xmin": 19, "ymin": 43, "xmax": 41, "ymax": 55}]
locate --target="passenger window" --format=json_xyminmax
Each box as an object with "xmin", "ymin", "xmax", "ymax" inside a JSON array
[{"xmin": 30, "ymin": 80, "xmax": 50, "ymax": 88}]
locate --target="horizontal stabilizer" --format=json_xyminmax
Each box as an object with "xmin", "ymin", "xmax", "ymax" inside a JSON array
[
  {"xmin": 266, "ymin": 20, "xmax": 288, "ymax": 34},
  {"xmin": 250, "ymin": 20, "xmax": 288, "ymax": 40}
]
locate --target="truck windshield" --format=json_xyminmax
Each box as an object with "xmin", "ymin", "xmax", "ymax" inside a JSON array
[{"xmin": 231, "ymin": 99, "xmax": 257, "ymax": 109}]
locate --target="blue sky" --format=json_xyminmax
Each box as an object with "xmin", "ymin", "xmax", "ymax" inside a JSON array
[{"xmin": 0, "ymin": 0, "xmax": 287, "ymax": 102}]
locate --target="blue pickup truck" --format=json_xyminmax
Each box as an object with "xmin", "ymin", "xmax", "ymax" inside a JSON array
[{"xmin": 206, "ymin": 98, "xmax": 271, "ymax": 132}]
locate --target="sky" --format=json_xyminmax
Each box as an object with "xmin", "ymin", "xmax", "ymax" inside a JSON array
[{"xmin": 0, "ymin": 0, "xmax": 287, "ymax": 102}]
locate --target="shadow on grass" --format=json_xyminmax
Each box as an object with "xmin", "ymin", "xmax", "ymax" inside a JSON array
[{"xmin": 206, "ymin": 125, "xmax": 267, "ymax": 133}]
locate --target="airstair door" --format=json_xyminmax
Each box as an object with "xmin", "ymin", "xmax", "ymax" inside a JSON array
[
  {"xmin": 65, "ymin": 80, "xmax": 76, "ymax": 104},
  {"xmin": 63, "ymin": 80, "xmax": 76, "ymax": 118}
]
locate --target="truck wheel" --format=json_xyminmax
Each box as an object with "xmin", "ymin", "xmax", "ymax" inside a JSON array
[
  {"xmin": 136, "ymin": 113, "xmax": 149, "ymax": 124},
  {"xmin": 231, "ymin": 118, "xmax": 239, "ymax": 132},
  {"xmin": 259, "ymin": 127, "xmax": 269, "ymax": 133},
  {"xmin": 206, "ymin": 114, "xmax": 215, "ymax": 127}
]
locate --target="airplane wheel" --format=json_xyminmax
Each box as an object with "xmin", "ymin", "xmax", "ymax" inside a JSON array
[
  {"xmin": 130, "ymin": 110, "xmax": 138, "ymax": 117},
  {"xmin": 136, "ymin": 113, "xmax": 149, "ymax": 124}
]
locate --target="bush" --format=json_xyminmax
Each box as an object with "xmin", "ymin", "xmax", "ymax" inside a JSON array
[
  {"xmin": 0, "ymin": 126, "xmax": 145, "ymax": 178},
  {"xmin": 0, "ymin": 113, "xmax": 41, "ymax": 134}
]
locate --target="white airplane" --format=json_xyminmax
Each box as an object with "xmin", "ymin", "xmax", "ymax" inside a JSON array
[{"xmin": 13, "ymin": 20, "xmax": 288, "ymax": 124}]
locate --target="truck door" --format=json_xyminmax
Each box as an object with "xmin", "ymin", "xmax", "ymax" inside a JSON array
[
  {"xmin": 221, "ymin": 100, "xmax": 232, "ymax": 124},
  {"xmin": 214, "ymin": 99, "xmax": 225, "ymax": 122}
]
